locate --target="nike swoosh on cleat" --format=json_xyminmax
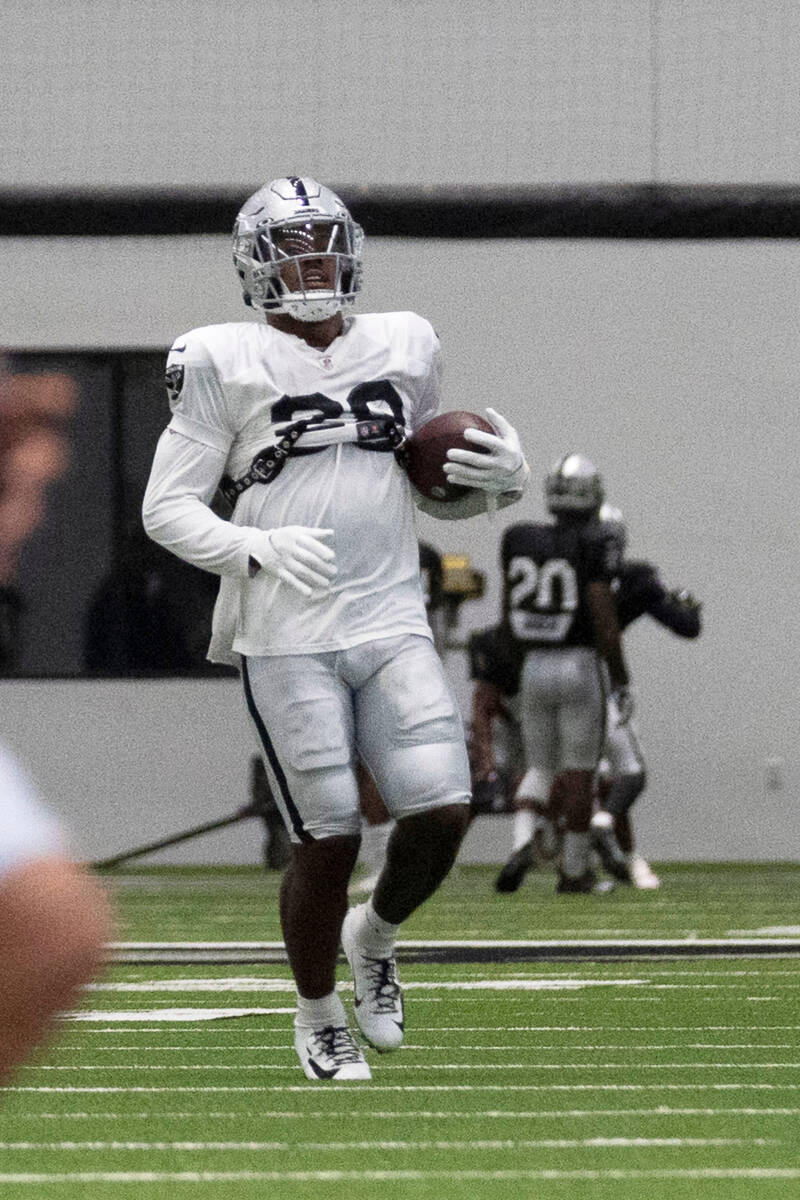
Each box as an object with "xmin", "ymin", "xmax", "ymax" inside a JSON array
[
  {"xmin": 308, "ymin": 1057, "xmax": 338, "ymax": 1080},
  {"xmin": 171, "ymin": 345, "xmax": 186, "ymax": 353}
]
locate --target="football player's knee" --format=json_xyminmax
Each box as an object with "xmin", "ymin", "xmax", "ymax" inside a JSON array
[
  {"xmin": 423, "ymin": 802, "xmax": 471, "ymax": 844},
  {"xmin": 290, "ymin": 833, "xmax": 361, "ymax": 886}
]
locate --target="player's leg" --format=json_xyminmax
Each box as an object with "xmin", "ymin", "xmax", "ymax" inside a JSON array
[
  {"xmin": 592, "ymin": 709, "xmax": 649, "ymax": 884},
  {"xmin": 555, "ymin": 648, "xmax": 608, "ymax": 893},
  {"xmin": 554, "ymin": 767, "xmax": 600, "ymax": 891},
  {"xmin": 495, "ymin": 649, "xmax": 560, "ymax": 892},
  {"xmin": 614, "ymin": 809, "xmax": 633, "ymax": 853},
  {"xmin": 590, "ymin": 741, "xmax": 633, "ymax": 882},
  {"xmin": 349, "ymin": 760, "xmax": 394, "ymax": 897},
  {"xmin": 0, "ymin": 856, "xmax": 112, "ymax": 1084},
  {"xmin": 242, "ymin": 653, "xmax": 370, "ymax": 1080},
  {"xmin": 343, "ymin": 635, "xmax": 471, "ymax": 1051}
]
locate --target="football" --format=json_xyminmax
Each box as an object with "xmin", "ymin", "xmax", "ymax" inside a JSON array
[{"xmin": 403, "ymin": 410, "xmax": 494, "ymax": 501}]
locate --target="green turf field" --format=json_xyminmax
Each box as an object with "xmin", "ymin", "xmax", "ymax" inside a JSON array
[{"xmin": 2, "ymin": 863, "xmax": 799, "ymax": 1199}]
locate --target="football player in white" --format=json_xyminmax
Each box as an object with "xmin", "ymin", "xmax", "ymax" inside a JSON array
[
  {"xmin": 0, "ymin": 369, "xmax": 113, "ymax": 1083},
  {"xmin": 142, "ymin": 176, "xmax": 528, "ymax": 1080}
]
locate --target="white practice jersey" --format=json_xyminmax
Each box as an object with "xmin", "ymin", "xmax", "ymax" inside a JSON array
[{"xmin": 143, "ymin": 312, "xmax": 441, "ymax": 664}]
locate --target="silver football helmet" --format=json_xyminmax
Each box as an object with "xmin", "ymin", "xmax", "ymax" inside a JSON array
[
  {"xmin": 232, "ymin": 176, "xmax": 364, "ymax": 322},
  {"xmin": 598, "ymin": 501, "xmax": 627, "ymax": 554},
  {"xmin": 545, "ymin": 453, "xmax": 604, "ymax": 515}
]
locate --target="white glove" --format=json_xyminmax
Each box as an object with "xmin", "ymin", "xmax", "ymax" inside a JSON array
[
  {"xmin": 248, "ymin": 526, "xmax": 336, "ymax": 597},
  {"xmin": 442, "ymin": 407, "xmax": 529, "ymax": 494}
]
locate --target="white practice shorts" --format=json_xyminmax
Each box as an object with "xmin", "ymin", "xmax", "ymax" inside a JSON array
[
  {"xmin": 0, "ymin": 744, "xmax": 65, "ymax": 878},
  {"xmin": 242, "ymin": 633, "xmax": 471, "ymax": 842},
  {"xmin": 517, "ymin": 646, "xmax": 606, "ymax": 788}
]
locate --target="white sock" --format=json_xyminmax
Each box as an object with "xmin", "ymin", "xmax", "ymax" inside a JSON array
[
  {"xmin": 512, "ymin": 808, "xmax": 535, "ymax": 850},
  {"xmin": 360, "ymin": 819, "xmax": 393, "ymax": 874},
  {"xmin": 361, "ymin": 898, "xmax": 399, "ymax": 953},
  {"xmin": 294, "ymin": 989, "xmax": 347, "ymax": 1030}
]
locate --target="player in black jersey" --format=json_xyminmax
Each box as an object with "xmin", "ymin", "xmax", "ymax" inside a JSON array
[
  {"xmin": 491, "ymin": 454, "xmax": 630, "ymax": 894},
  {"xmin": 589, "ymin": 505, "xmax": 702, "ymax": 887}
]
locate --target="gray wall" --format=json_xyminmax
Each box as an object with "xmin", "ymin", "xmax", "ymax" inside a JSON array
[
  {"xmin": 1, "ymin": 236, "xmax": 797, "ymax": 862},
  {"xmin": 5, "ymin": 0, "xmax": 800, "ymax": 189},
  {"xmin": 2, "ymin": 0, "xmax": 798, "ymax": 863}
]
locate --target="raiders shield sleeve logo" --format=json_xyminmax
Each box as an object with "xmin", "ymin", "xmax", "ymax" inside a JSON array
[{"xmin": 165, "ymin": 364, "xmax": 185, "ymax": 402}]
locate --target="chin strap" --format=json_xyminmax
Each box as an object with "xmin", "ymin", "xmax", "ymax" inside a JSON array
[{"xmin": 219, "ymin": 416, "xmax": 405, "ymax": 507}]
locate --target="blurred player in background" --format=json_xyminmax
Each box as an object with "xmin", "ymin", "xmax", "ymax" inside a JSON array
[
  {"xmin": 589, "ymin": 503, "xmax": 702, "ymax": 889},
  {"xmin": 492, "ymin": 454, "xmax": 628, "ymax": 895},
  {"xmin": 142, "ymin": 176, "xmax": 528, "ymax": 1080},
  {"xmin": 0, "ymin": 368, "xmax": 113, "ymax": 1084},
  {"xmin": 468, "ymin": 620, "xmax": 524, "ymax": 816}
]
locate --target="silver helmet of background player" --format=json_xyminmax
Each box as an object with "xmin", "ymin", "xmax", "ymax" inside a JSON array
[
  {"xmin": 232, "ymin": 177, "xmax": 364, "ymax": 322},
  {"xmin": 544, "ymin": 453, "xmax": 604, "ymax": 515},
  {"xmin": 598, "ymin": 501, "xmax": 627, "ymax": 555}
]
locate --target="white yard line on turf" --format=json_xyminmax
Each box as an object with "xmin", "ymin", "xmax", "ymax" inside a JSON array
[
  {"xmin": 86, "ymin": 978, "xmax": 649, "ymax": 992},
  {"xmin": 9, "ymin": 1083, "xmax": 800, "ymax": 1094},
  {"xmin": 0, "ymin": 1169, "xmax": 798, "ymax": 1183},
  {"xmin": 26, "ymin": 1061, "xmax": 800, "ymax": 1072},
  {"xmin": 0, "ymin": 1137, "xmax": 778, "ymax": 1151},
  {"xmin": 46, "ymin": 1042, "xmax": 800, "ymax": 1052},
  {"xmin": 62, "ymin": 1009, "xmax": 294, "ymax": 1022},
  {"xmin": 19, "ymin": 1107, "xmax": 800, "ymax": 1119}
]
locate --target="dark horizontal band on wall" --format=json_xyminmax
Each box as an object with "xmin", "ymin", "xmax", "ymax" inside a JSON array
[{"xmin": 3, "ymin": 183, "xmax": 800, "ymax": 237}]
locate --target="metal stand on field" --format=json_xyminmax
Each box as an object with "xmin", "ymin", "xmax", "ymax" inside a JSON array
[{"xmin": 91, "ymin": 756, "xmax": 290, "ymax": 873}]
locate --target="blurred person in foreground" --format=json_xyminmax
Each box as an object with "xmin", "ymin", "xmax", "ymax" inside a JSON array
[
  {"xmin": 0, "ymin": 369, "xmax": 113, "ymax": 1084},
  {"xmin": 142, "ymin": 176, "xmax": 528, "ymax": 1081}
]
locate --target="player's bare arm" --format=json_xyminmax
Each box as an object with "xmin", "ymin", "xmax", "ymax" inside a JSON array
[
  {"xmin": 470, "ymin": 680, "xmax": 505, "ymax": 780},
  {"xmin": 586, "ymin": 578, "xmax": 629, "ymax": 691}
]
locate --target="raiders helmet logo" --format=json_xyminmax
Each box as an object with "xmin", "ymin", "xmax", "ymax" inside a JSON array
[{"xmin": 165, "ymin": 364, "xmax": 185, "ymax": 402}]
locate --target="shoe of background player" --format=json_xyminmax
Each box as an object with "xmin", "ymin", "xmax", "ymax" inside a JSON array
[
  {"xmin": 556, "ymin": 869, "xmax": 614, "ymax": 895},
  {"xmin": 341, "ymin": 904, "xmax": 404, "ymax": 1052},
  {"xmin": 294, "ymin": 1022, "xmax": 372, "ymax": 1081},
  {"xmin": 348, "ymin": 870, "xmax": 381, "ymax": 897},
  {"xmin": 494, "ymin": 840, "xmax": 535, "ymax": 893},
  {"xmin": 590, "ymin": 810, "xmax": 632, "ymax": 882},
  {"xmin": 629, "ymin": 855, "xmax": 660, "ymax": 889}
]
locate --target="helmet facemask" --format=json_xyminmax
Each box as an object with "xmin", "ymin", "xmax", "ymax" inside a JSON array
[
  {"xmin": 252, "ymin": 215, "xmax": 360, "ymax": 321},
  {"xmin": 233, "ymin": 179, "xmax": 364, "ymax": 322}
]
